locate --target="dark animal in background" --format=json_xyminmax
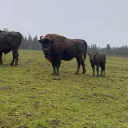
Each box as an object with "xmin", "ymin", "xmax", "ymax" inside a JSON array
[
  {"xmin": 88, "ymin": 52, "xmax": 106, "ymax": 77},
  {"xmin": 0, "ymin": 30, "xmax": 22, "ymax": 66},
  {"xmin": 39, "ymin": 34, "xmax": 87, "ymax": 76}
]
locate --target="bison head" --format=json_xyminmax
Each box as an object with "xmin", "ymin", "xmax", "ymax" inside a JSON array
[
  {"xmin": 38, "ymin": 36, "xmax": 54, "ymax": 58},
  {"xmin": 88, "ymin": 52, "xmax": 98, "ymax": 65}
]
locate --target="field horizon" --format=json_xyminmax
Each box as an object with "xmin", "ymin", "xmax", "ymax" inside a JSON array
[{"xmin": 0, "ymin": 49, "xmax": 128, "ymax": 128}]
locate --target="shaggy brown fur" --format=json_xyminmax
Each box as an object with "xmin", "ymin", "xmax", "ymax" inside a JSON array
[{"xmin": 44, "ymin": 34, "xmax": 66, "ymax": 41}]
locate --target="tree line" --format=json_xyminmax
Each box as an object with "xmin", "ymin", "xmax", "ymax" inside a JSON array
[
  {"xmin": 2, "ymin": 28, "xmax": 128, "ymax": 56},
  {"xmin": 88, "ymin": 44, "xmax": 128, "ymax": 56}
]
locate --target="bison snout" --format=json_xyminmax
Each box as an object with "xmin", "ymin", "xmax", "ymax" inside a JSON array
[{"xmin": 43, "ymin": 48, "xmax": 49, "ymax": 53}]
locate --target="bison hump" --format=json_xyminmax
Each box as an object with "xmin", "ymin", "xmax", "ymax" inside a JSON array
[{"xmin": 44, "ymin": 34, "xmax": 66, "ymax": 41}]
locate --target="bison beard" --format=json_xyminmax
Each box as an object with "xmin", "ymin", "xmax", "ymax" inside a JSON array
[{"xmin": 39, "ymin": 34, "xmax": 87, "ymax": 76}]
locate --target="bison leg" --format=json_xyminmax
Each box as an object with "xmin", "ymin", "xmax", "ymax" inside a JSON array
[
  {"xmin": 75, "ymin": 55, "xmax": 82, "ymax": 75},
  {"xmin": 103, "ymin": 70, "xmax": 105, "ymax": 77},
  {"xmin": 102, "ymin": 64, "xmax": 105, "ymax": 77},
  {"xmin": 81, "ymin": 58, "xmax": 86, "ymax": 74},
  {"xmin": 100, "ymin": 65, "xmax": 103, "ymax": 76},
  {"xmin": 10, "ymin": 50, "xmax": 19, "ymax": 66},
  {"xmin": 52, "ymin": 58, "xmax": 61, "ymax": 76},
  {"xmin": 52, "ymin": 64, "xmax": 56, "ymax": 75},
  {"xmin": 56, "ymin": 65, "xmax": 60, "ymax": 76},
  {"xmin": 96, "ymin": 65, "xmax": 99, "ymax": 76},
  {"xmin": 100, "ymin": 64, "xmax": 105, "ymax": 77},
  {"xmin": 14, "ymin": 50, "xmax": 19, "ymax": 66},
  {"xmin": 56, "ymin": 59, "xmax": 61, "ymax": 76},
  {"xmin": 100, "ymin": 68, "xmax": 103, "ymax": 76},
  {"xmin": 0, "ymin": 53, "xmax": 3, "ymax": 65},
  {"xmin": 91, "ymin": 65, "xmax": 95, "ymax": 76}
]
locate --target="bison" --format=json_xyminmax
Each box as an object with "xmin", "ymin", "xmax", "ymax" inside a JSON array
[
  {"xmin": 38, "ymin": 34, "xmax": 87, "ymax": 76},
  {"xmin": 0, "ymin": 30, "xmax": 22, "ymax": 66},
  {"xmin": 88, "ymin": 52, "xmax": 106, "ymax": 77}
]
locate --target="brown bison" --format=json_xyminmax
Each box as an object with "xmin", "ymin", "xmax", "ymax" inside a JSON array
[
  {"xmin": 0, "ymin": 30, "xmax": 22, "ymax": 66},
  {"xmin": 39, "ymin": 34, "xmax": 87, "ymax": 76},
  {"xmin": 88, "ymin": 52, "xmax": 106, "ymax": 77}
]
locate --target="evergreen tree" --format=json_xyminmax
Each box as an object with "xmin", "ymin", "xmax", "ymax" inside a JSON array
[
  {"xmin": 3, "ymin": 28, "xmax": 9, "ymax": 32},
  {"xmin": 27, "ymin": 34, "xmax": 33, "ymax": 50},
  {"xmin": 32, "ymin": 35, "xmax": 41, "ymax": 50},
  {"xmin": 106, "ymin": 44, "xmax": 112, "ymax": 55}
]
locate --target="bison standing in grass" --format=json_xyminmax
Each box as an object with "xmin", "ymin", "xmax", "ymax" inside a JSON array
[
  {"xmin": 88, "ymin": 52, "xmax": 106, "ymax": 77},
  {"xmin": 39, "ymin": 34, "xmax": 87, "ymax": 76},
  {"xmin": 0, "ymin": 30, "xmax": 22, "ymax": 66}
]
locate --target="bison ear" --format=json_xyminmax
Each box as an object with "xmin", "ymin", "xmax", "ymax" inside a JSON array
[{"xmin": 38, "ymin": 40, "xmax": 43, "ymax": 44}]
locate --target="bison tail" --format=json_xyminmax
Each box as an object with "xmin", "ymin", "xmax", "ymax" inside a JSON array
[
  {"xmin": 83, "ymin": 52, "xmax": 86, "ymax": 60},
  {"xmin": 18, "ymin": 33, "xmax": 23, "ymax": 46},
  {"xmin": 83, "ymin": 40, "xmax": 87, "ymax": 60}
]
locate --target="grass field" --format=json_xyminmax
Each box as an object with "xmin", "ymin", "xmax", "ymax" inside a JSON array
[{"xmin": 0, "ymin": 50, "xmax": 128, "ymax": 128}]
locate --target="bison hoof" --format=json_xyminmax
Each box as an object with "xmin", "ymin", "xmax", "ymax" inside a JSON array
[
  {"xmin": 51, "ymin": 72, "xmax": 60, "ymax": 76},
  {"xmin": 75, "ymin": 72, "xmax": 79, "ymax": 75},
  {"xmin": 55, "ymin": 73, "xmax": 60, "ymax": 76},
  {"xmin": 51, "ymin": 72, "xmax": 56, "ymax": 75},
  {"xmin": 14, "ymin": 64, "xmax": 18, "ymax": 66},
  {"xmin": 0, "ymin": 62, "xmax": 3, "ymax": 65},
  {"xmin": 82, "ymin": 72, "xmax": 85, "ymax": 74},
  {"xmin": 10, "ymin": 63, "xmax": 13, "ymax": 66}
]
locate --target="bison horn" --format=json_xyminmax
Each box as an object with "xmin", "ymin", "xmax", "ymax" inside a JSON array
[{"xmin": 40, "ymin": 36, "xmax": 44, "ymax": 39}]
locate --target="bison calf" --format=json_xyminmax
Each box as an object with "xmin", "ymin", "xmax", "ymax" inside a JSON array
[{"xmin": 88, "ymin": 52, "xmax": 106, "ymax": 77}]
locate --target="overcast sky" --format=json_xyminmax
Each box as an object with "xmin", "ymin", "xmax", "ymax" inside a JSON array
[{"xmin": 0, "ymin": 0, "xmax": 128, "ymax": 47}]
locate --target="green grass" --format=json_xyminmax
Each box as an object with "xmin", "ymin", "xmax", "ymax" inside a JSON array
[{"xmin": 0, "ymin": 50, "xmax": 128, "ymax": 128}]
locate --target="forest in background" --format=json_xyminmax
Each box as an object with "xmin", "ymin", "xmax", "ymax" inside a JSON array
[{"xmin": 3, "ymin": 28, "xmax": 128, "ymax": 56}]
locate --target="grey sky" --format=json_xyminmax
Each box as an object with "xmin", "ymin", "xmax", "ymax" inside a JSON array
[{"xmin": 0, "ymin": 0, "xmax": 128, "ymax": 47}]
